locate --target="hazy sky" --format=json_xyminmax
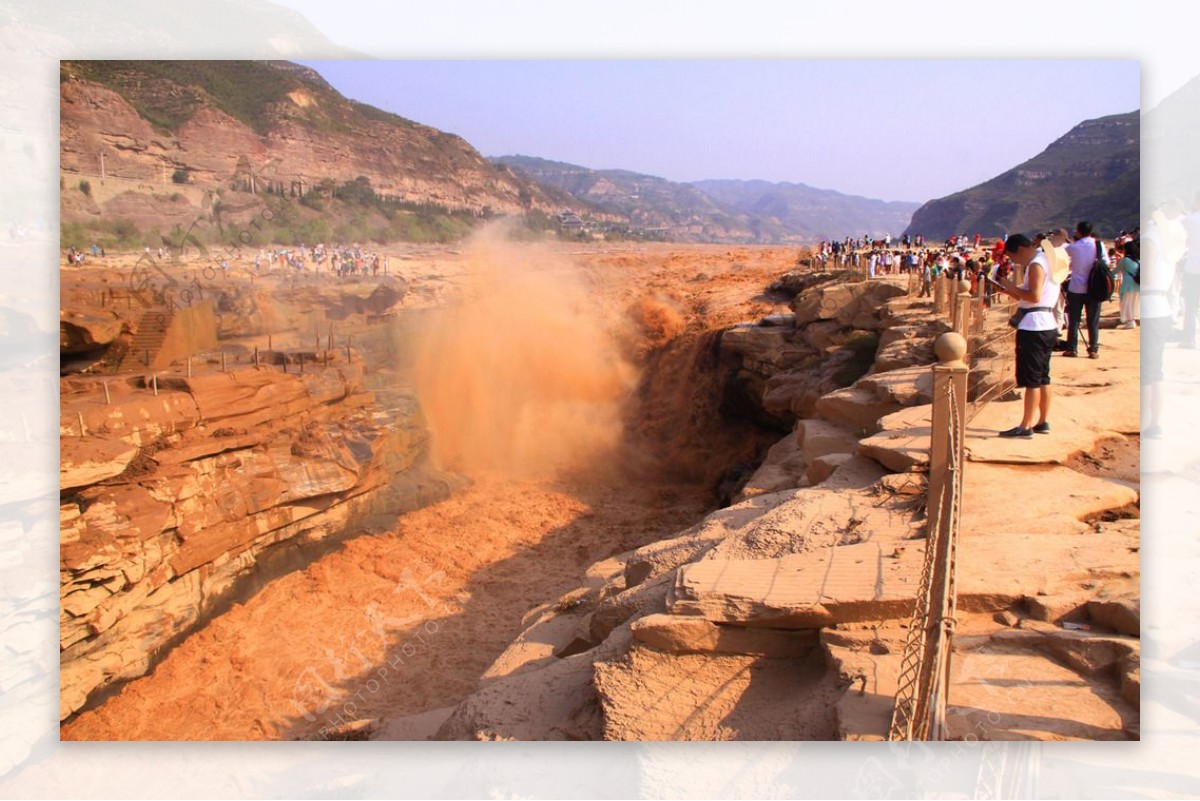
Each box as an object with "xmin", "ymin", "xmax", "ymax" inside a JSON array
[{"xmin": 298, "ymin": 60, "xmax": 1139, "ymax": 203}]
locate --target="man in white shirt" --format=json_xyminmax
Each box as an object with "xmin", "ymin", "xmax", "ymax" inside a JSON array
[{"xmin": 1063, "ymin": 220, "xmax": 1103, "ymax": 358}]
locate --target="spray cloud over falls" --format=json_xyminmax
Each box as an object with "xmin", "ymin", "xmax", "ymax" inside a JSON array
[{"xmin": 413, "ymin": 230, "xmax": 637, "ymax": 479}]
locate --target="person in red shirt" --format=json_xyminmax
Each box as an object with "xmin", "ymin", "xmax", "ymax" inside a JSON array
[{"xmin": 991, "ymin": 238, "xmax": 1006, "ymax": 262}]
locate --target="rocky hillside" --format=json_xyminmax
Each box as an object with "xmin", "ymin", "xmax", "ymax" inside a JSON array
[
  {"xmin": 904, "ymin": 111, "xmax": 1140, "ymax": 239},
  {"xmin": 494, "ymin": 156, "xmax": 917, "ymax": 243},
  {"xmin": 60, "ymin": 60, "xmax": 921, "ymax": 247},
  {"xmin": 59, "ymin": 61, "xmax": 578, "ymax": 245}
]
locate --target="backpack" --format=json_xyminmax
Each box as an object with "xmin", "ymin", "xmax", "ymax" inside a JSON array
[
  {"xmin": 1087, "ymin": 242, "xmax": 1116, "ymax": 302},
  {"xmin": 1132, "ymin": 262, "xmax": 1140, "ymax": 285}
]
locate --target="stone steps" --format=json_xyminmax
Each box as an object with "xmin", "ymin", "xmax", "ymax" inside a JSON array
[{"xmin": 118, "ymin": 309, "xmax": 174, "ymax": 372}]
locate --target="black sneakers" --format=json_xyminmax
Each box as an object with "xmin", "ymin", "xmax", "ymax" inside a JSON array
[
  {"xmin": 998, "ymin": 426, "xmax": 1034, "ymax": 439},
  {"xmin": 1032, "ymin": 422, "xmax": 1050, "ymax": 434}
]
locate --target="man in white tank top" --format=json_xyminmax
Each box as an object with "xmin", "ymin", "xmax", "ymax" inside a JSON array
[{"xmin": 993, "ymin": 234, "xmax": 1061, "ymax": 438}]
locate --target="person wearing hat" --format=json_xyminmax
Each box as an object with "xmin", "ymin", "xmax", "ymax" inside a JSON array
[
  {"xmin": 1044, "ymin": 229, "xmax": 1072, "ymax": 284},
  {"xmin": 993, "ymin": 233, "xmax": 1061, "ymax": 438},
  {"xmin": 1044, "ymin": 228, "xmax": 1072, "ymax": 333}
]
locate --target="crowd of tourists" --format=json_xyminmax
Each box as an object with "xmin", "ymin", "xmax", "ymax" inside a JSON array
[
  {"xmin": 985, "ymin": 202, "xmax": 1199, "ymax": 448},
  {"xmin": 252, "ymin": 244, "xmax": 391, "ymax": 277},
  {"xmin": 63, "ymin": 243, "xmax": 106, "ymax": 266},
  {"xmin": 815, "ymin": 221, "xmax": 1144, "ymax": 441},
  {"xmin": 63, "ymin": 239, "xmax": 393, "ymax": 280}
]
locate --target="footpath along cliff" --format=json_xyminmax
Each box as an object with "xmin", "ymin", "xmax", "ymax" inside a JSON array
[{"xmin": 428, "ymin": 271, "xmax": 1140, "ymax": 742}]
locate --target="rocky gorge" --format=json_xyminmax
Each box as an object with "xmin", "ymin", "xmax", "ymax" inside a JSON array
[{"xmin": 59, "ymin": 243, "xmax": 1140, "ymax": 741}]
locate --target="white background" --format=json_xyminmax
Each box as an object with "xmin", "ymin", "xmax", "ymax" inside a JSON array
[{"xmin": 0, "ymin": 1, "xmax": 1196, "ymax": 797}]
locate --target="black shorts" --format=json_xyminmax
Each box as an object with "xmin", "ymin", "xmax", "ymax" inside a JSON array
[{"xmin": 1015, "ymin": 329, "xmax": 1057, "ymax": 388}]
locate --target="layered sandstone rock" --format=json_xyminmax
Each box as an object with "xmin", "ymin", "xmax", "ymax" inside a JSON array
[
  {"xmin": 721, "ymin": 275, "xmax": 922, "ymax": 427},
  {"xmin": 59, "ymin": 356, "xmax": 454, "ymax": 720}
]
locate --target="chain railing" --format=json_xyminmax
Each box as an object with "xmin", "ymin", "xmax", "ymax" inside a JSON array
[{"xmin": 889, "ymin": 332, "xmax": 967, "ymax": 741}]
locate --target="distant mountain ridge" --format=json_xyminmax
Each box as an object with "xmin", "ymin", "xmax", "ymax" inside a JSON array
[
  {"xmin": 904, "ymin": 111, "xmax": 1140, "ymax": 239},
  {"xmin": 692, "ymin": 179, "xmax": 921, "ymax": 241},
  {"xmin": 62, "ymin": 59, "xmax": 1135, "ymax": 248},
  {"xmin": 492, "ymin": 155, "xmax": 920, "ymax": 243},
  {"xmin": 491, "ymin": 155, "xmax": 757, "ymax": 241}
]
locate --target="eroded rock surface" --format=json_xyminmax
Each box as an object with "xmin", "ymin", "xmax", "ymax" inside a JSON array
[{"xmin": 60, "ymin": 356, "xmax": 455, "ymax": 720}]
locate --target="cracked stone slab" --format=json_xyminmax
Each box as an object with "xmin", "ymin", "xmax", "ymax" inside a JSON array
[{"xmin": 669, "ymin": 528, "xmax": 1139, "ymax": 629}]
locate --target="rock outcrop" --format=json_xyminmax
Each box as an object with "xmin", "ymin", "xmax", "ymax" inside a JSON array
[
  {"xmin": 59, "ymin": 356, "xmax": 457, "ymax": 720},
  {"xmin": 61, "ymin": 311, "xmax": 124, "ymax": 355},
  {"xmin": 719, "ymin": 275, "xmax": 923, "ymax": 428}
]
